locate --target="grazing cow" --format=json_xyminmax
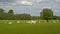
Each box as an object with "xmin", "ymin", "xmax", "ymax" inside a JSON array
[
  {"xmin": 27, "ymin": 20, "xmax": 36, "ymax": 24},
  {"xmin": 30, "ymin": 20, "xmax": 36, "ymax": 24},
  {"xmin": 17, "ymin": 21, "xmax": 20, "ymax": 23},
  {"xmin": 8, "ymin": 22, "xmax": 12, "ymax": 24},
  {"xmin": 27, "ymin": 21, "xmax": 31, "ymax": 24}
]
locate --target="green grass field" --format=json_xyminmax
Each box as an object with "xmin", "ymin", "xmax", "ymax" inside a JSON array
[{"xmin": 0, "ymin": 20, "xmax": 60, "ymax": 34}]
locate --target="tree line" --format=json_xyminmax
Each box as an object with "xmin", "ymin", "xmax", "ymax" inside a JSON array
[{"xmin": 0, "ymin": 8, "xmax": 60, "ymax": 20}]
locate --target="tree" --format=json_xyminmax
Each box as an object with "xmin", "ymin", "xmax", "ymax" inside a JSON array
[
  {"xmin": 20, "ymin": 13, "xmax": 31, "ymax": 20},
  {"xmin": 31, "ymin": 16, "xmax": 40, "ymax": 20},
  {"xmin": 40, "ymin": 8, "xmax": 54, "ymax": 22},
  {"xmin": 8, "ymin": 9, "xmax": 14, "ymax": 15},
  {"xmin": 0, "ymin": 8, "xmax": 4, "ymax": 13},
  {"xmin": 15, "ymin": 13, "xmax": 31, "ymax": 20},
  {"xmin": 0, "ymin": 8, "xmax": 6, "ymax": 20},
  {"xmin": 7, "ymin": 9, "xmax": 15, "ymax": 20}
]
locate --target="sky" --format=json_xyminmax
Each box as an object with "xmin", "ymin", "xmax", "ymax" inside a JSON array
[{"xmin": 0, "ymin": 0, "xmax": 60, "ymax": 16}]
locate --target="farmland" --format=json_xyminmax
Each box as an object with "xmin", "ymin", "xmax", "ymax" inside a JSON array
[{"xmin": 0, "ymin": 20, "xmax": 60, "ymax": 34}]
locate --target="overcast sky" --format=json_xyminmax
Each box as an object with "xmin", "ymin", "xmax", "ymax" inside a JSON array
[{"xmin": 0, "ymin": 0, "xmax": 60, "ymax": 16}]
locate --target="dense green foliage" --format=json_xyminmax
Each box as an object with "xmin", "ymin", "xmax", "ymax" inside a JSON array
[
  {"xmin": 8, "ymin": 9, "xmax": 14, "ymax": 15},
  {"xmin": 0, "ymin": 8, "xmax": 31, "ymax": 20},
  {"xmin": 0, "ymin": 8, "xmax": 60, "ymax": 20},
  {"xmin": 40, "ymin": 8, "xmax": 54, "ymax": 22},
  {"xmin": 15, "ymin": 14, "xmax": 31, "ymax": 20},
  {"xmin": 31, "ymin": 16, "xmax": 40, "ymax": 20}
]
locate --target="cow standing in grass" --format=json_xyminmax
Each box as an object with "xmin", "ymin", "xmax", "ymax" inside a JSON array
[
  {"xmin": 28, "ymin": 20, "xmax": 36, "ymax": 24},
  {"xmin": 8, "ymin": 22, "xmax": 12, "ymax": 24}
]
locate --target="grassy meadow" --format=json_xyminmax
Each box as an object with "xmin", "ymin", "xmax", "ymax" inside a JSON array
[{"xmin": 0, "ymin": 20, "xmax": 60, "ymax": 34}]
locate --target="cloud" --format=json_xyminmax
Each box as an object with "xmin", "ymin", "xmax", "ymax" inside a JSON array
[
  {"xmin": 42, "ymin": 7, "xmax": 52, "ymax": 9},
  {"xmin": 55, "ymin": 0, "xmax": 60, "ymax": 2},
  {"xmin": 4, "ymin": 6, "xmax": 13, "ymax": 9},
  {"xmin": 5, "ymin": 0, "xmax": 33, "ymax": 6},
  {"xmin": 0, "ymin": 2, "xmax": 3, "ymax": 5},
  {"xmin": 17, "ymin": 0, "xmax": 32, "ymax": 5},
  {"xmin": 30, "ymin": 0, "xmax": 43, "ymax": 2},
  {"xmin": 3, "ymin": 3, "xmax": 16, "ymax": 9},
  {"xmin": 8, "ymin": 3, "xmax": 17, "ymax": 6},
  {"xmin": 0, "ymin": 0, "xmax": 51, "ymax": 6},
  {"xmin": 35, "ymin": 0, "xmax": 50, "ymax": 2},
  {"xmin": 1, "ymin": 0, "xmax": 33, "ymax": 11}
]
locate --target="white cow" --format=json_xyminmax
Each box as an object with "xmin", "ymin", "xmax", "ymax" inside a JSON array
[
  {"xmin": 27, "ymin": 21, "xmax": 31, "ymax": 24},
  {"xmin": 30, "ymin": 20, "xmax": 36, "ymax": 24},
  {"xmin": 8, "ymin": 22, "xmax": 12, "ymax": 24},
  {"xmin": 27, "ymin": 20, "xmax": 36, "ymax": 24},
  {"xmin": 17, "ymin": 21, "xmax": 20, "ymax": 23}
]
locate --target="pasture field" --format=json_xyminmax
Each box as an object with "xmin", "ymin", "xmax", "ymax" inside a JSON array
[{"xmin": 0, "ymin": 20, "xmax": 60, "ymax": 34}]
